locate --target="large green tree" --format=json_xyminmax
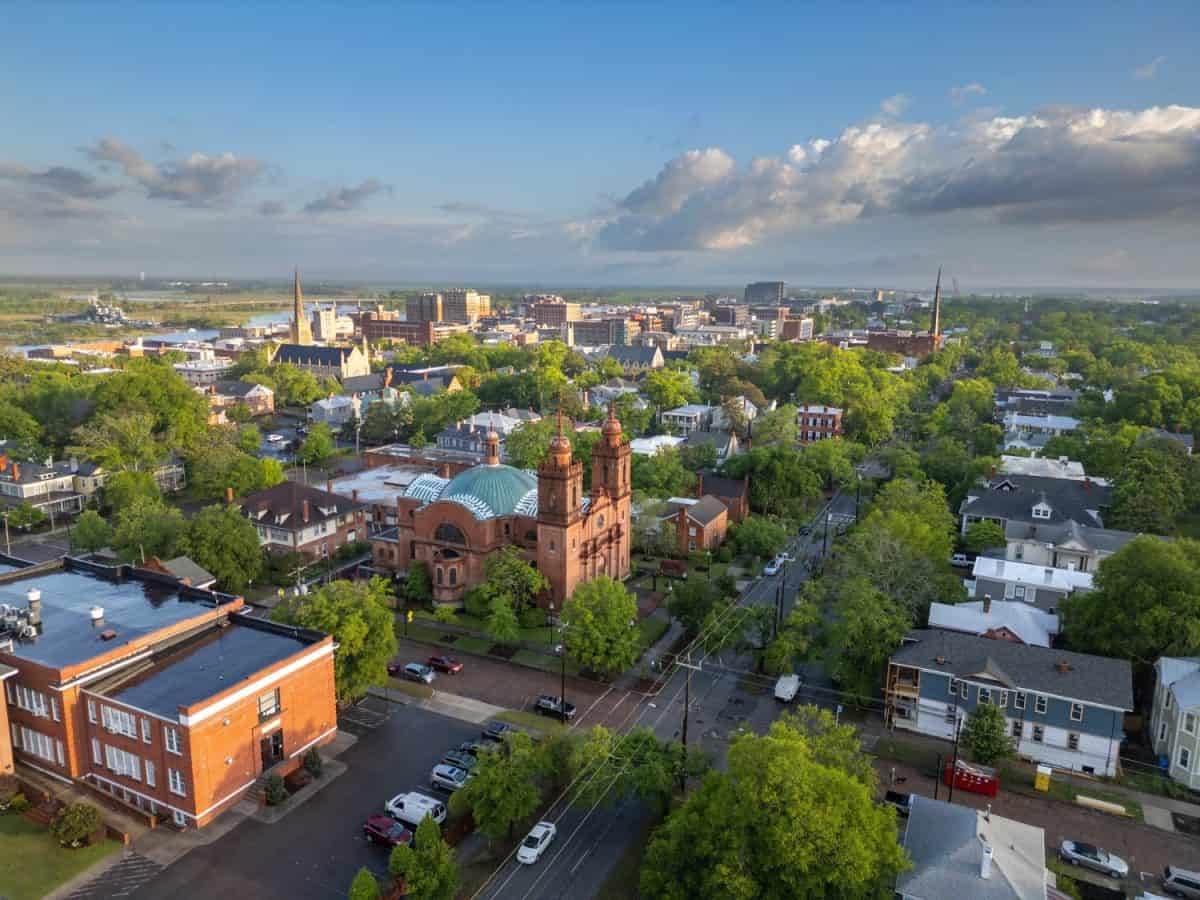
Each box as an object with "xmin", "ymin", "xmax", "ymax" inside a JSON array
[
  {"xmin": 733, "ymin": 515, "xmax": 788, "ymax": 560},
  {"xmin": 271, "ymin": 578, "xmax": 398, "ymax": 703},
  {"xmin": 180, "ymin": 504, "xmax": 264, "ymax": 592},
  {"xmin": 112, "ymin": 497, "xmax": 185, "ymax": 562},
  {"xmin": 298, "ymin": 422, "xmax": 336, "ymax": 466},
  {"xmin": 642, "ymin": 368, "xmax": 699, "ymax": 411},
  {"xmin": 479, "ymin": 545, "xmax": 549, "ymax": 612},
  {"xmin": 69, "ymin": 411, "xmax": 166, "ymax": 473},
  {"xmin": 450, "ymin": 732, "xmax": 542, "ymax": 842},
  {"xmin": 562, "ymin": 576, "xmax": 641, "ymax": 675},
  {"xmin": 639, "ymin": 715, "xmax": 907, "ymax": 899},
  {"xmin": 960, "ymin": 703, "xmax": 1015, "ymax": 765},
  {"xmin": 72, "ymin": 509, "xmax": 113, "ymax": 554},
  {"xmin": 963, "ymin": 520, "xmax": 1006, "ymax": 554},
  {"xmin": 387, "ymin": 816, "xmax": 458, "ymax": 900},
  {"xmin": 819, "ymin": 578, "xmax": 912, "ymax": 700}
]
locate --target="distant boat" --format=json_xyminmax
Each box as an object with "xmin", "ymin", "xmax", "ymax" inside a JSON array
[{"xmin": 187, "ymin": 327, "xmax": 196, "ymax": 333}]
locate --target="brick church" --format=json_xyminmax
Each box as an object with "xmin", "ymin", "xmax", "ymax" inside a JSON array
[{"xmin": 371, "ymin": 408, "xmax": 631, "ymax": 606}]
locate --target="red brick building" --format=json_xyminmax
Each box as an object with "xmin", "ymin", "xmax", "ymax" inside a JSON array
[
  {"xmin": 358, "ymin": 311, "xmax": 472, "ymax": 348},
  {"xmin": 0, "ymin": 561, "xmax": 336, "ymax": 828},
  {"xmin": 372, "ymin": 409, "xmax": 631, "ymax": 606},
  {"xmin": 694, "ymin": 471, "xmax": 750, "ymax": 522},
  {"xmin": 239, "ymin": 482, "xmax": 369, "ymax": 559},
  {"xmin": 668, "ymin": 496, "xmax": 729, "ymax": 553},
  {"xmin": 795, "ymin": 404, "xmax": 844, "ymax": 444}
]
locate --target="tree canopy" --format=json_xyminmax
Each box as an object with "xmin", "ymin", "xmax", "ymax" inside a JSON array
[{"xmin": 561, "ymin": 576, "xmax": 641, "ymax": 675}]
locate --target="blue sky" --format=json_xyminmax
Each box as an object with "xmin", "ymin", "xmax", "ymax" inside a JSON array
[{"xmin": 2, "ymin": 2, "xmax": 1199, "ymax": 288}]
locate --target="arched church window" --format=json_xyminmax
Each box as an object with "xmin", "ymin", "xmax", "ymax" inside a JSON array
[
  {"xmin": 449, "ymin": 568, "xmax": 457, "ymax": 586},
  {"xmin": 598, "ymin": 515, "xmax": 605, "ymax": 528},
  {"xmin": 435, "ymin": 522, "xmax": 467, "ymax": 544},
  {"xmin": 436, "ymin": 568, "xmax": 444, "ymax": 585}
]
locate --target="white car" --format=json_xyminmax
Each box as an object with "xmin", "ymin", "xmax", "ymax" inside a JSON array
[
  {"xmin": 266, "ymin": 433, "xmax": 285, "ymax": 443},
  {"xmin": 385, "ymin": 791, "xmax": 446, "ymax": 827},
  {"xmin": 1059, "ymin": 840, "xmax": 1129, "ymax": 880},
  {"xmin": 517, "ymin": 821, "xmax": 557, "ymax": 864},
  {"xmin": 763, "ymin": 556, "xmax": 784, "ymax": 576}
]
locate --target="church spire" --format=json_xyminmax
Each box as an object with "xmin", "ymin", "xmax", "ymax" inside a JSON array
[
  {"xmin": 930, "ymin": 266, "xmax": 942, "ymax": 339},
  {"xmin": 292, "ymin": 268, "xmax": 313, "ymax": 345}
]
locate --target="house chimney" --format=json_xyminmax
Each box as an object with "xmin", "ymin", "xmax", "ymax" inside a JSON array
[
  {"xmin": 352, "ymin": 488, "xmax": 359, "ymax": 502},
  {"xmin": 302, "ymin": 499, "xmax": 310, "ymax": 523},
  {"xmin": 11, "ymin": 462, "xmax": 18, "ymax": 481},
  {"xmin": 980, "ymin": 844, "xmax": 993, "ymax": 880},
  {"xmin": 982, "ymin": 594, "xmax": 992, "ymax": 614},
  {"xmin": 0, "ymin": 454, "xmax": 7, "ymax": 472},
  {"xmin": 326, "ymin": 478, "xmax": 334, "ymax": 494},
  {"xmin": 90, "ymin": 606, "xmax": 105, "ymax": 629},
  {"xmin": 1057, "ymin": 660, "xmax": 1070, "ymax": 674},
  {"xmin": 26, "ymin": 588, "xmax": 42, "ymax": 626},
  {"xmin": 225, "ymin": 486, "xmax": 234, "ymax": 504},
  {"xmin": 990, "ymin": 464, "xmax": 996, "ymax": 479},
  {"xmin": 439, "ymin": 464, "xmax": 451, "ymax": 478},
  {"xmin": 1082, "ymin": 476, "xmax": 1090, "ymax": 491}
]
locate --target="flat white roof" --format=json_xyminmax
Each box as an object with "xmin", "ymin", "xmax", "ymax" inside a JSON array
[
  {"xmin": 630, "ymin": 435, "xmax": 685, "ymax": 455},
  {"xmin": 971, "ymin": 557, "xmax": 1094, "ymax": 592},
  {"xmin": 328, "ymin": 465, "xmax": 431, "ymax": 503}
]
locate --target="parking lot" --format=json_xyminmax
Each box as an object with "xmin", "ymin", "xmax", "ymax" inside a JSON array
[{"xmin": 130, "ymin": 703, "xmax": 480, "ymax": 900}]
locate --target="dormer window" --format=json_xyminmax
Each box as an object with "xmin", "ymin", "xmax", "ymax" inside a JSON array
[{"xmin": 1032, "ymin": 503, "xmax": 1051, "ymax": 520}]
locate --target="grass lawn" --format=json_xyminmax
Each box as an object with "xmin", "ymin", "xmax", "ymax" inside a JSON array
[
  {"xmin": 386, "ymin": 678, "xmax": 434, "ymax": 700},
  {"xmin": 411, "ymin": 610, "xmax": 556, "ymax": 646},
  {"xmin": 493, "ymin": 709, "xmax": 567, "ymax": 736},
  {"xmin": 870, "ymin": 737, "xmax": 943, "ymax": 772},
  {"xmin": 402, "ymin": 622, "xmax": 493, "ymax": 655},
  {"xmin": 0, "ymin": 815, "xmax": 121, "ymax": 900},
  {"xmin": 999, "ymin": 764, "xmax": 1144, "ymax": 822}
]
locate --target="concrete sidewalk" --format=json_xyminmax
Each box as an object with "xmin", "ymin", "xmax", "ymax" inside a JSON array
[{"xmin": 367, "ymin": 683, "xmax": 506, "ymax": 725}]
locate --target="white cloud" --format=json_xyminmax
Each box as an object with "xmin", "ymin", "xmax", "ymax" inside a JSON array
[
  {"xmin": 1132, "ymin": 56, "xmax": 1167, "ymax": 80},
  {"xmin": 949, "ymin": 82, "xmax": 988, "ymax": 105},
  {"xmin": 303, "ymin": 178, "xmax": 390, "ymax": 213},
  {"xmin": 84, "ymin": 137, "xmax": 264, "ymax": 206},
  {"xmin": 880, "ymin": 94, "xmax": 911, "ymax": 117}
]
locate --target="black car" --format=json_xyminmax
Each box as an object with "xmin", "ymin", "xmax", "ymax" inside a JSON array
[
  {"xmin": 799, "ymin": 524, "xmax": 812, "ymax": 536},
  {"xmin": 457, "ymin": 738, "xmax": 495, "ymax": 757},
  {"xmin": 883, "ymin": 791, "xmax": 911, "ymax": 817},
  {"xmin": 535, "ymin": 694, "xmax": 577, "ymax": 721},
  {"xmin": 483, "ymin": 721, "xmax": 518, "ymax": 742}
]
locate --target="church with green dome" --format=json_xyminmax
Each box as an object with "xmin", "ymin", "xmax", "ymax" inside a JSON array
[{"xmin": 371, "ymin": 410, "xmax": 632, "ymax": 606}]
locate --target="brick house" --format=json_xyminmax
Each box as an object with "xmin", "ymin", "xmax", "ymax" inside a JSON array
[
  {"xmin": 239, "ymin": 481, "xmax": 369, "ymax": 559},
  {"xmin": 0, "ymin": 560, "xmax": 336, "ymax": 828},
  {"xmin": 212, "ymin": 381, "xmax": 275, "ymax": 417},
  {"xmin": 794, "ymin": 404, "xmax": 843, "ymax": 444},
  {"xmin": 695, "ymin": 471, "xmax": 750, "ymax": 522},
  {"xmin": 664, "ymin": 496, "xmax": 728, "ymax": 553}
]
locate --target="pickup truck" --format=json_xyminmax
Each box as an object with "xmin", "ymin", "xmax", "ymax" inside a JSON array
[
  {"xmin": 774, "ymin": 674, "xmax": 800, "ymax": 703},
  {"xmin": 884, "ymin": 791, "xmax": 912, "ymax": 817}
]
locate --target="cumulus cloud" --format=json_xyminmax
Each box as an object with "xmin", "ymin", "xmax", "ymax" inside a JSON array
[
  {"xmin": 589, "ymin": 104, "xmax": 1200, "ymax": 251},
  {"xmin": 1133, "ymin": 56, "xmax": 1166, "ymax": 80},
  {"xmin": 880, "ymin": 94, "xmax": 911, "ymax": 117},
  {"xmin": 0, "ymin": 162, "xmax": 122, "ymax": 220},
  {"xmin": 84, "ymin": 137, "xmax": 264, "ymax": 206},
  {"xmin": 949, "ymin": 82, "xmax": 987, "ymax": 105},
  {"xmin": 303, "ymin": 178, "xmax": 390, "ymax": 213}
]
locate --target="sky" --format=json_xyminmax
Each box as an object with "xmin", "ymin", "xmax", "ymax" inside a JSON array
[{"xmin": 2, "ymin": 2, "xmax": 1199, "ymax": 290}]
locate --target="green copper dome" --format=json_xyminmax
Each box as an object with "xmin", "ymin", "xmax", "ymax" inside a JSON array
[{"xmin": 440, "ymin": 464, "xmax": 538, "ymax": 520}]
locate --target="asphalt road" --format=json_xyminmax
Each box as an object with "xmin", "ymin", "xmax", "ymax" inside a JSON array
[{"xmin": 129, "ymin": 703, "xmax": 479, "ymax": 900}]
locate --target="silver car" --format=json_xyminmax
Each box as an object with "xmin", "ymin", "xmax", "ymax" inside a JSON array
[
  {"xmin": 430, "ymin": 763, "xmax": 471, "ymax": 792},
  {"xmin": 1059, "ymin": 840, "xmax": 1129, "ymax": 880}
]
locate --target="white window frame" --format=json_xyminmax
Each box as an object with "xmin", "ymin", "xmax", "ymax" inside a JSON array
[
  {"xmin": 959, "ymin": 680, "xmax": 969, "ymax": 700},
  {"xmin": 145, "ymin": 760, "xmax": 156, "ymax": 788},
  {"xmin": 1070, "ymin": 702, "xmax": 1084, "ymax": 722},
  {"xmin": 91, "ymin": 737, "xmax": 102, "ymax": 765},
  {"xmin": 101, "ymin": 706, "xmax": 138, "ymax": 738},
  {"xmin": 1180, "ymin": 746, "xmax": 1192, "ymax": 771},
  {"xmin": 1014, "ymin": 691, "xmax": 1026, "ymax": 711},
  {"xmin": 168, "ymin": 768, "xmax": 186, "ymax": 797},
  {"xmin": 1014, "ymin": 585, "xmax": 1026, "ymax": 601},
  {"xmin": 17, "ymin": 725, "xmax": 57, "ymax": 764},
  {"xmin": 1032, "ymin": 725, "xmax": 1045, "ymax": 743},
  {"xmin": 51, "ymin": 696, "xmax": 60, "ymax": 722},
  {"xmin": 998, "ymin": 690, "xmax": 1009, "ymax": 708},
  {"xmin": 949, "ymin": 678, "xmax": 960, "ymax": 697},
  {"xmin": 1034, "ymin": 694, "xmax": 1047, "ymax": 715},
  {"xmin": 141, "ymin": 718, "xmax": 152, "ymax": 744},
  {"xmin": 55, "ymin": 740, "xmax": 64, "ymax": 767},
  {"xmin": 104, "ymin": 744, "xmax": 141, "ymax": 781},
  {"xmin": 978, "ymin": 687, "xmax": 991, "ymax": 705},
  {"xmin": 1011, "ymin": 720, "xmax": 1023, "ymax": 739},
  {"xmin": 87, "ymin": 698, "xmax": 97, "ymax": 724},
  {"xmin": 14, "ymin": 685, "xmax": 49, "ymax": 718},
  {"xmin": 1184, "ymin": 712, "xmax": 1197, "ymax": 735},
  {"xmin": 164, "ymin": 726, "xmax": 181, "ymax": 755}
]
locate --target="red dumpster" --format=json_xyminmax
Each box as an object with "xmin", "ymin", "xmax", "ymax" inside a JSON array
[{"xmin": 943, "ymin": 759, "xmax": 999, "ymax": 797}]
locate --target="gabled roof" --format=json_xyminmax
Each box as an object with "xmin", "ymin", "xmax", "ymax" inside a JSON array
[
  {"xmin": 684, "ymin": 430, "xmax": 734, "ymax": 453},
  {"xmin": 891, "ymin": 629, "xmax": 1133, "ymax": 710},
  {"xmin": 1003, "ymin": 519, "xmax": 1136, "ymax": 555},
  {"xmin": 603, "ymin": 345, "xmax": 662, "ymax": 366},
  {"xmin": 928, "ymin": 600, "xmax": 1060, "ymax": 648},
  {"xmin": 960, "ymin": 474, "xmax": 1110, "ymax": 528},
  {"xmin": 685, "ymin": 495, "xmax": 727, "ymax": 525},
  {"xmin": 1157, "ymin": 657, "xmax": 1200, "ymax": 709},
  {"xmin": 273, "ymin": 344, "xmax": 359, "ymax": 367},
  {"xmin": 159, "ymin": 556, "xmax": 217, "ymax": 588},
  {"xmin": 699, "ymin": 470, "xmax": 748, "ymax": 500},
  {"xmin": 215, "ymin": 380, "xmax": 273, "ymax": 398},
  {"xmin": 239, "ymin": 481, "xmax": 365, "ymax": 530},
  {"xmin": 341, "ymin": 372, "xmax": 386, "ymax": 393}
]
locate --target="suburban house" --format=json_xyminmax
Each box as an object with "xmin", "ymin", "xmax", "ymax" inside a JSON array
[
  {"xmin": 1002, "ymin": 412, "xmax": 1081, "ymax": 452},
  {"xmin": 327, "ymin": 465, "xmax": 432, "ymax": 532},
  {"xmin": 73, "ymin": 459, "xmax": 187, "ymax": 498},
  {"xmin": 584, "ymin": 379, "xmax": 646, "ymax": 409},
  {"xmin": 993, "ymin": 387, "xmax": 1079, "ymax": 418},
  {"xmin": 682, "ymin": 429, "xmax": 740, "ymax": 463},
  {"xmin": 172, "ymin": 358, "xmax": 236, "ymax": 387},
  {"xmin": 970, "ymin": 557, "xmax": 1093, "ymax": 613},
  {"xmin": 1141, "ymin": 428, "xmax": 1195, "ymax": 455},
  {"xmin": 600, "ymin": 345, "xmax": 664, "ymax": 372},
  {"xmin": 628, "ymin": 435, "xmax": 686, "ymax": 456},
  {"xmin": 239, "ymin": 481, "xmax": 369, "ymax": 558},
  {"xmin": 694, "ymin": 471, "xmax": 750, "ymax": 522},
  {"xmin": 885, "ymin": 629, "xmax": 1133, "ymax": 776},
  {"xmin": 0, "ymin": 456, "xmax": 85, "ymax": 518},
  {"xmin": 897, "ymin": 795, "xmax": 1056, "ymax": 900},
  {"xmin": 927, "ymin": 597, "xmax": 1060, "ymax": 648},
  {"xmin": 435, "ymin": 411, "xmax": 535, "ymax": 462},
  {"xmin": 1004, "ymin": 519, "xmax": 1137, "ymax": 573},
  {"xmin": 793, "ymin": 404, "xmax": 843, "ymax": 444},
  {"xmin": 211, "ymin": 381, "xmax": 275, "ymax": 417},
  {"xmin": 997, "ymin": 455, "xmax": 1098, "ymax": 482},
  {"xmin": 711, "ymin": 396, "xmax": 760, "ymax": 431},
  {"xmin": 1150, "ymin": 657, "xmax": 1200, "ymax": 790},
  {"xmin": 661, "ymin": 404, "xmax": 714, "ymax": 436},
  {"xmin": 140, "ymin": 556, "xmax": 217, "ymax": 590},
  {"xmin": 958, "ymin": 474, "xmax": 1111, "ymax": 536},
  {"xmin": 309, "ymin": 395, "xmax": 364, "ymax": 429},
  {"xmin": 0, "ymin": 560, "xmax": 337, "ymax": 828},
  {"xmin": 660, "ymin": 496, "xmax": 729, "ymax": 553},
  {"xmin": 390, "ymin": 367, "xmax": 463, "ymax": 396}
]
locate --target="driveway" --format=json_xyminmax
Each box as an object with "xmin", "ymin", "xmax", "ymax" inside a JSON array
[{"xmin": 129, "ymin": 704, "xmax": 480, "ymax": 900}]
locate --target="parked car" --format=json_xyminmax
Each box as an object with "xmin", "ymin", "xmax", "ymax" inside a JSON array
[
  {"xmin": 403, "ymin": 662, "xmax": 436, "ymax": 684},
  {"xmin": 426, "ymin": 654, "xmax": 463, "ymax": 674},
  {"xmin": 535, "ymin": 695, "xmax": 577, "ymax": 721},
  {"xmin": 517, "ymin": 821, "xmax": 558, "ymax": 864},
  {"xmin": 385, "ymin": 792, "xmax": 446, "ymax": 827},
  {"xmin": 883, "ymin": 791, "xmax": 911, "ymax": 817},
  {"xmin": 483, "ymin": 721, "xmax": 518, "ymax": 742},
  {"xmin": 950, "ymin": 552, "xmax": 971, "ymax": 567},
  {"xmin": 457, "ymin": 738, "xmax": 495, "ymax": 758},
  {"xmin": 1059, "ymin": 840, "xmax": 1129, "ymax": 879},
  {"xmin": 430, "ymin": 763, "xmax": 472, "ymax": 792},
  {"xmin": 267, "ymin": 433, "xmax": 286, "ymax": 443},
  {"xmin": 362, "ymin": 814, "xmax": 413, "ymax": 847},
  {"xmin": 386, "ymin": 661, "xmax": 401, "ymax": 676},
  {"xmin": 763, "ymin": 556, "xmax": 783, "ymax": 576},
  {"xmin": 442, "ymin": 750, "xmax": 478, "ymax": 772},
  {"xmin": 1162, "ymin": 865, "xmax": 1200, "ymax": 898},
  {"xmin": 799, "ymin": 524, "xmax": 812, "ymax": 536},
  {"xmin": 774, "ymin": 674, "xmax": 800, "ymax": 703}
]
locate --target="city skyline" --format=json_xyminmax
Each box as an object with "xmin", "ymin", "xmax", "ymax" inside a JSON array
[{"xmin": 2, "ymin": 2, "xmax": 1199, "ymax": 287}]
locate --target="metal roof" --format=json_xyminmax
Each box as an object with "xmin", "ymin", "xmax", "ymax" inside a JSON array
[{"xmin": 928, "ymin": 600, "xmax": 1059, "ymax": 648}]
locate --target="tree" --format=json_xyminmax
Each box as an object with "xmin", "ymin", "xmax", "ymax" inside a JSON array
[
  {"xmin": 102, "ymin": 470, "xmax": 161, "ymax": 510},
  {"xmin": 298, "ymin": 422, "xmax": 336, "ymax": 466},
  {"xmin": 631, "ymin": 448, "xmax": 694, "ymax": 498},
  {"xmin": 668, "ymin": 579, "xmax": 720, "ymax": 635},
  {"xmin": 271, "ymin": 578, "xmax": 398, "ymax": 703},
  {"xmin": 1063, "ymin": 536, "xmax": 1200, "ymax": 668},
  {"xmin": 562, "ymin": 576, "xmax": 641, "ymax": 675},
  {"xmin": 963, "ymin": 520, "xmax": 1006, "ymax": 554},
  {"xmin": 237, "ymin": 423, "xmax": 262, "ymax": 454},
  {"xmin": 819, "ymin": 578, "xmax": 912, "ymax": 700},
  {"xmin": 7, "ymin": 502, "xmax": 46, "ymax": 531},
  {"xmin": 50, "ymin": 802, "xmax": 102, "ymax": 848},
  {"xmin": 387, "ymin": 816, "xmax": 458, "ymax": 900},
  {"xmin": 750, "ymin": 404, "xmax": 798, "ymax": 445},
  {"xmin": 639, "ymin": 716, "xmax": 907, "ymax": 900},
  {"xmin": 347, "ymin": 867, "xmax": 380, "ymax": 900},
  {"xmin": 762, "ymin": 601, "xmax": 820, "ymax": 676},
  {"xmin": 642, "ymin": 368, "xmax": 699, "ymax": 411},
  {"xmin": 112, "ymin": 497, "xmax": 185, "ymax": 562},
  {"xmin": 72, "ymin": 509, "xmax": 113, "ymax": 554},
  {"xmin": 180, "ymin": 504, "xmax": 263, "ymax": 592},
  {"xmin": 450, "ymin": 732, "xmax": 541, "ymax": 842},
  {"xmin": 479, "ymin": 545, "xmax": 549, "ymax": 613},
  {"xmin": 960, "ymin": 703, "xmax": 1015, "ymax": 765},
  {"xmin": 574, "ymin": 726, "xmax": 706, "ymax": 816},
  {"xmin": 70, "ymin": 411, "xmax": 166, "ymax": 473},
  {"xmin": 485, "ymin": 595, "xmax": 521, "ymax": 645},
  {"xmin": 733, "ymin": 515, "xmax": 787, "ymax": 560},
  {"xmin": 404, "ymin": 560, "xmax": 433, "ymax": 603},
  {"xmin": 1109, "ymin": 445, "xmax": 1186, "ymax": 534}
]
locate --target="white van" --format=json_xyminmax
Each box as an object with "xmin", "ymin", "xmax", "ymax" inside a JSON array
[
  {"xmin": 774, "ymin": 673, "xmax": 800, "ymax": 703},
  {"xmin": 385, "ymin": 791, "xmax": 447, "ymax": 827}
]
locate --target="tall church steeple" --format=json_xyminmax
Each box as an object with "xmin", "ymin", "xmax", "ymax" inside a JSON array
[
  {"xmin": 291, "ymin": 268, "xmax": 313, "ymax": 346},
  {"xmin": 930, "ymin": 266, "xmax": 942, "ymax": 339}
]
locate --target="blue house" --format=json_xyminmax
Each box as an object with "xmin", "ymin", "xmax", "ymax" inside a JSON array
[{"xmin": 885, "ymin": 629, "xmax": 1132, "ymax": 776}]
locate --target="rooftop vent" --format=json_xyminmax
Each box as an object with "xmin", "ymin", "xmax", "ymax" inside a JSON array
[
  {"xmin": 90, "ymin": 606, "xmax": 105, "ymax": 629},
  {"xmin": 99, "ymin": 628, "xmax": 117, "ymax": 641},
  {"xmin": 935, "ymin": 655, "xmax": 946, "ymax": 665},
  {"xmin": 1056, "ymin": 660, "xmax": 1071, "ymax": 674}
]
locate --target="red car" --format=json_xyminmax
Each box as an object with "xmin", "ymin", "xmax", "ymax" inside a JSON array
[
  {"xmin": 363, "ymin": 814, "xmax": 412, "ymax": 847},
  {"xmin": 386, "ymin": 661, "xmax": 401, "ymax": 676},
  {"xmin": 427, "ymin": 655, "xmax": 464, "ymax": 674}
]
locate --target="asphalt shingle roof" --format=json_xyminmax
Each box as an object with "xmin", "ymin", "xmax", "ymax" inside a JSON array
[
  {"xmin": 960, "ymin": 474, "xmax": 1111, "ymax": 528},
  {"xmin": 891, "ymin": 629, "xmax": 1133, "ymax": 710},
  {"xmin": 1003, "ymin": 518, "xmax": 1137, "ymax": 554}
]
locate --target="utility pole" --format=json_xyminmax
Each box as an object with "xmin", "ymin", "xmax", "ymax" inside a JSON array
[
  {"xmin": 678, "ymin": 656, "xmax": 701, "ymax": 792},
  {"xmin": 822, "ymin": 513, "xmax": 831, "ymax": 557},
  {"xmin": 2, "ymin": 513, "xmax": 9, "ymax": 556},
  {"xmin": 855, "ymin": 472, "xmax": 862, "ymax": 524},
  {"xmin": 948, "ymin": 708, "xmax": 962, "ymax": 803}
]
